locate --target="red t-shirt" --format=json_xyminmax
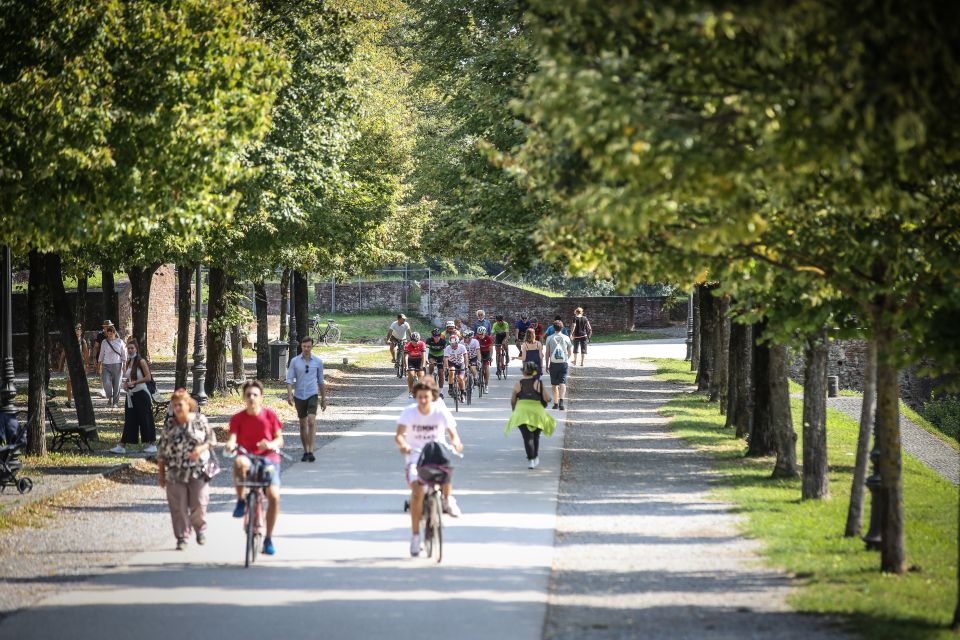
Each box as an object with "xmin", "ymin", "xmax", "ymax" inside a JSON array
[
  {"xmin": 405, "ymin": 340, "xmax": 426, "ymax": 359},
  {"xmin": 532, "ymin": 323, "xmax": 544, "ymax": 341},
  {"xmin": 478, "ymin": 335, "xmax": 494, "ymax": 353},
  {"xmin": 229, "ymin": 407, "xmax": 282, "ymax": 463}
]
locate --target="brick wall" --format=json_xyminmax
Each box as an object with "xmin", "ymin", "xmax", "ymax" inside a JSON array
[{"xmin": 313, "ymin": 278, "xmax": 670, "ymax": 332}]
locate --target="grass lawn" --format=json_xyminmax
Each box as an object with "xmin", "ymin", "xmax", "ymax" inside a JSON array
[
  {"xmin": 590, "ymin": 329, "xmax": 672, "ymax": 343},
  {"xmin": 323, "ymin": 313, "xmax": 434, "ymax": 342},
  {"xmin": 647, "ymin": 357, "xmax": 959, "ymax": 640}
]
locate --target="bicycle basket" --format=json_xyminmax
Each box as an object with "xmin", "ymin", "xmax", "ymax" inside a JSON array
[{"xmin": 417, "ymin": 464, "xmax": 450, "ymax": 485}]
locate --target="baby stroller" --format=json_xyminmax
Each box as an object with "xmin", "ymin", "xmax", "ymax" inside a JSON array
[{"xmin": 0, "ymin": 414, "xmax": 33, "ymax": 494}]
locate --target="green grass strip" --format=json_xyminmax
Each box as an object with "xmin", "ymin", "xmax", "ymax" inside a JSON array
[{"xmin": 646, "ymin": 357, "xmax": 959, "ymax": 640}]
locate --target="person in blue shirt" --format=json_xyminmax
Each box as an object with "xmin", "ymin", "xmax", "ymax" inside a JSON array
[
  {"xmin": 514, "ymin": 313, "xmax": 532, "ymax": 349},
  {"xmin": 543, "ymin": 315, "xmax": 570, "ymax": 338},
  {"xmin": 286, "ymin": 336, "xmax": 327, "ymax": 462},
  {"xmin": 473, "ymin": 309, "xmax": 492, "ymax": 335}
]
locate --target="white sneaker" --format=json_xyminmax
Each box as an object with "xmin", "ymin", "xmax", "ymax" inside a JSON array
[
  {"xmin": 443, "ymin": 495, "xmax": 462, "ymax": 518},
  {"xmin": 142, "ymin": 444, "xmax": 157, "ymax": 454},
  {"xmin": 528, "ymin": 459, "xmax": 536, "ymax": 469},
  {"xmin": 533, "ymin": 457, "xmax": 540, "ymax": 468},
  {"xmin": 109, "ymin": 445, "xmax": 126, "ymax": 454},
  {"xmin": 410, "ymin": 535, "xmax": 421, "ymax": 557}
]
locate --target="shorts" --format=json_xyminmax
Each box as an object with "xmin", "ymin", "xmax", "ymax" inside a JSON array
[
  {"xmin": 480, "ymin": 351, "xmax": 493, "ymax": 364},
  {"xmin": 407, "ymin": 357, "xmax": 424, "ymax": 371},
  {"xmin": 428, "ymin": 354, "xmax": 444, "ymax": 366},
  {"xmin": 468, "ymin": 356, "xmax": 479, "ymax": 368},
  {"xmin": 294, "ymin": 394, "xmax": 318, "ymax": 419},
  {"xmin": 549, "ymin": 362, "xmax": 569, "ymax": 386},
  {"xmin": 241, "ymin": 456, "xmax": 281, "ymax": 487},
  {"xmin": 448, "ymin": 363, "xmax": 465, "ymax": 377},
  {"xmin": 494, "ymin": 333, "xmax": 508, "ymax": 345},
  {"xmin": 572, "ymin": 337, "xmax": 588, "ymax": 354}
]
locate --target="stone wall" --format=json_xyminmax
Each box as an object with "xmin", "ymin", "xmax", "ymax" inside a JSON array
[{"xmin": 313, "ymin": 278, "xmax": 670, "ymax": 332}]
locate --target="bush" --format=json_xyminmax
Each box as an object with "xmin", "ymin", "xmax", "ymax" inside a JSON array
[{"xmin": 922, "ymin": 395, "xmax": 960, "ymax": 442}]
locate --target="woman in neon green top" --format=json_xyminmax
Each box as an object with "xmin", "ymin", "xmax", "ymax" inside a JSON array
[{"xmin": 505, "ymin": 361, "xmax": 556, "ymax": 469}]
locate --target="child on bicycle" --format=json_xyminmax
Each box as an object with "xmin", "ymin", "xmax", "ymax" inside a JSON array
[{"xmin": 395, "ymin": 379, "xmax": 464, "ymax": 557}]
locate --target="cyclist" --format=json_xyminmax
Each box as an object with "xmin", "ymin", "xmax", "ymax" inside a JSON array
[
  {"xmin": 514, "ymin": 314, "xmax": 532, "ymax": 352},
  {"xmin": 492, "ymin": 314, "xmax": 511, "ymax": 366},
  {"xmin": 443, "ymin": 335, "xmax": 468, "ymax": 399},
  {"xmin": 425, "ymin": 328, "xmax": 447, "ymax": 385},
  {"xmin": 473, "ymin": 309, "xmax": 492, "ymax": 335},
  {"xmin": 530, "ymin": 317, "xmax": 545, "ymax": 342},
  {"xmin": 476, "ymin": 327, "xmax": 494, "ymax": 387},
  {"xmin": 443, "ymin": 320, "xmax": 461, "ymax": 343},
  {"xmin": 544, "ymin": 315, "xmax": 570, "ymax": 338},
  {"xmin": 395, "ymin": 378, "xmax": 464, "ymax": 556},
  {"xmin": 386, "ymin": 313, "xmax": 412, "ymax": 365},
  {"xmin": 226, "ymin": 380, "xmax": 284, "ymax": 556},
  {"xmin": 404, "ymin": 332, "xmax": 427, "ymax": 397},
  {"xmin": 463, "ymin": 329, "xmax": 480, "ymax": 385}
]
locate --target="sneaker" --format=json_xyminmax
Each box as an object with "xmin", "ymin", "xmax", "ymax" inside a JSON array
[
  {"xmin": 552, "ymin": 403, "xmax": 558, "ymax": 410},
  {"xmin": 307, "ymin": 452, "xmax": 316, "ymax": 462},
  {"xmin": 443, "ymin": 495, "xmax": 462, "ymax": 518},
  {"xmin": 408, "ymin": 393, "xmax": 414, "ymax": 399},
  {"xmin": 196, "ymin": 532, "xmax": 206, "ymax": 545},
  {"xmin": 533, "ymin": 456, "xmax": 540, "ymax": 468},
  {"xmin": 559, "ymin": 400, "xmax": 565, "ymax": 410},
  {"xmin": 410, "ymin": 535, "xmax": 421, "ymax": 557},
  {"xmin": 142, "ymin": 444, "xmax": 157, "ymax": 454},
  {"xmin": 301, "ymin": 452, "xmax": 309, "ymax": 462},
  {"xmin": 262, "ymin": 537, "xmax": 276, "ymax": 555},
  {"xmin": 176, "ymin": 538, "xmax": 187, "ymax": 551},
  {"xmin": 232, "ymin": 499, "xmax": 245, "ymax": 518},
  {"xmin": 528, "ymin": 459, "xmax": 536, "ymax": 469},
  {"xmin": 109, "ymin": 445, "xmax": 126, "ymax": 455}
]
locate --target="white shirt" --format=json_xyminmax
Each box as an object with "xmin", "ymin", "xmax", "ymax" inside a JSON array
[
  {"xmin": 389, "ymin": 321, "xmax": 412, "ymax": 341},
  {"xmin": 465, "ymin": 338, "xmax": 480, "ymax": 359},
  {"xmin": 443, "ymin": 343, "xmax": 467, "ymax": 366},
  {"xmin": 99, "ymin": 338, "xmax": 127, "ymax": 365},
  {"xmin": 398, "ymin": 402, "xmax": 456, "ymax": 464},
  {"xmin": 546, "ymin": 333, "xmax": 573, "ymax": 363}
]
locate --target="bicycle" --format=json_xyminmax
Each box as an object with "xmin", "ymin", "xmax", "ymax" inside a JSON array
[
  {"xmin": 394, "ymin": 339, "xmax": 408, "ymax": 379},
  {"xmin": 496, "ymin": 342, "xmax": 509, "ymax": 380},
  {"xmin": 465, "ymin": 364, "xmax": 476, "ymax": 406},
  {"xmin": 310, "ymin": 316, "xmax": 341, "ymax": 345},
  {"xmin": 225, "ymin": 444, "xmax": 291, "ymax": 568},
  {"xmin": 408, "ymin": 444, "xmax": 463, "ymax": 564},
  {"xmin": 446, "ymin": 367, "xmax": 463, "ymax": 412}
]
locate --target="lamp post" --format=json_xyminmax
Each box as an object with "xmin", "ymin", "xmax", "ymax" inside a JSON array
[
  {"xmin": 862, "ymin": 426, "xmax": 882, "ymax": 550},
  {"xmin": 684, "ymin": 290, "xmax": 694, "ymax": 361},
  {"xmin": 0, "ymin": 246, "xmax": 16, "ymax": 417},
  {"xmin": 287, "ymin": 272, "xmax": 297, "ymax": 365},
  {"xmin": 191, "ymin": 265, "xmax": 207, "ymax": 407}
]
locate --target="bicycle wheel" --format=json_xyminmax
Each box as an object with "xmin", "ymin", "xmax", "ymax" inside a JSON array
[
  {"xmin": 430, "ymin": 490, "xmax": 443, "ymax": 564},
  {"xmin": 478, "ymin": 370, "xmax": 484, "ymax": 398},
  {"xmin": 244, "ymin": 493, "xmax": 257, "ymax": 567},
  {"xmin": 466, "ymin": 373, "xmax": 473, "ymax": 405},
  {"xmin": 422, "ymin": 494, "xmax": 434, "ymax": 558},
  {"xmin": 452, "ymin": 381, "xmax": 459, "ymax": 412},
  {"xmin": 325, "ymin": 326, "xmax": 341, "ymax": 345}
]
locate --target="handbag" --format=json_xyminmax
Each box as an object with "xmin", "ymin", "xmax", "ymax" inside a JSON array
[{"xmin": 200, "ymin": 448, "xmax": 221, "ymax": 482}]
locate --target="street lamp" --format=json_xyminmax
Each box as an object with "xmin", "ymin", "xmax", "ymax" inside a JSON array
[
  {"xmin": 0, "ymin": 246, "xmax": 16, "ymax": 417},
  {"xmin": 191, "ymin": 265, "xmax": 207, "ymax": 407},
  {"xmin": 862, "ymin": 426, "xmax": 882, "ymax": 550},
  {"xmin": 684, "ymin": 290, "xmax": 694, "ymax": 361}
]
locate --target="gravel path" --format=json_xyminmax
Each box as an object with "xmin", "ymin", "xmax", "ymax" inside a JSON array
[
  {"xmin": 544, "ymin": 358, "xmax": 850, "ymax": 640},
  {"xmin": 826, "ymin": 397, "xmax": 958, "ymax": 485},
  {"xmin": 0, "ymin": 362, "xmax": 407, "ymax": 620}
]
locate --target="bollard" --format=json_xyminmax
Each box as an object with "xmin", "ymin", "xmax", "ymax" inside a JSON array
[
  {"xmin": 342, "ymin": 357, "xmax": 349, "ymax": 365},
  {"xmin": 827, "ymin": 375, "xmax": 839, "ymax": 397}
]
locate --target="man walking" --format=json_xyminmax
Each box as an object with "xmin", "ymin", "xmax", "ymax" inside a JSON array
[
  {"xmin": 286, "ymin": 336, "xmax": 327, "ymax": 462},
  {"xmin": 571, "ymin": 307, "xmax": 592, "ymax": 366},
  {"xmin": 545, "ymin": 320, "xmax": 573, "ymax": 410}
]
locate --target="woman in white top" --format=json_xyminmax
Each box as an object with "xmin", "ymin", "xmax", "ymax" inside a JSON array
[
  {"xmin": 110, "ymin": 338, "xmax": 157, "ymax": 455},
  {"xmin": 97, "ymin": 324, "xmax": 127, "ymax": 407}
]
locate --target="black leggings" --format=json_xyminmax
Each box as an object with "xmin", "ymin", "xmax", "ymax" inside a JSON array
[{"xmin": 519, "ymin": 425, "xmax": 541, "ymax": 460}]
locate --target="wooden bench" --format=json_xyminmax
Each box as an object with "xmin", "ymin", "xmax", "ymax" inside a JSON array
[
  {"xmin": 152, "ymin": 393, "xmax": 169, "ymax": 423},
  {"xmin": 46, "ymin": 402, "xmax": 98, "ymax": 453}
]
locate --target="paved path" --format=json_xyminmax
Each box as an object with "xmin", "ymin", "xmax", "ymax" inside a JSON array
[{"xmin": 0, "ymin": 364, "xmax": 566, "ymax": 640}]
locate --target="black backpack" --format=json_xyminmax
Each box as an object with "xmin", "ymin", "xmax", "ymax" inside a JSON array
[
  {"xmin": 132, "ymin": 355, "xmax": 158, "ymax": 395},
  {"xmin": 417, "ymin": 441, "xmax": 450, "ymax": 468}
]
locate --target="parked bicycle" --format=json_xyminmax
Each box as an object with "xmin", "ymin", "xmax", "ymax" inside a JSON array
[
  {"xmin": 310, "ymin": 316, "xmax": 342, "ymax": 346},
  {"xmin": 225, "ymin": 444, "xmax": 291, "ymax": 567}
]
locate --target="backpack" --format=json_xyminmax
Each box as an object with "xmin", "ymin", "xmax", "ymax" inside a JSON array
[
  {"xmin": 550, "ymin": 336, "xmax": 568, "ymax": 363},
  {"xmin": 417, "ymin": 441, "xmax": 451, "ymax": 468},
  {"xmin": 131, "ymin": 355, "xmax": 158, "ymax": 395}
]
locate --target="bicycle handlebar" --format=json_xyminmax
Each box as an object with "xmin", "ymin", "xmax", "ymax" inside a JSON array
[{"xmin": 224, "ymin": 444, "xmax": 293, "ymax": 462}]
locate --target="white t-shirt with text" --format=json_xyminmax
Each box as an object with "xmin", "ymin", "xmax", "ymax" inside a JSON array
[{"xmin": 398, "ymin": 402, "xmax": 456, "ymax": 464}]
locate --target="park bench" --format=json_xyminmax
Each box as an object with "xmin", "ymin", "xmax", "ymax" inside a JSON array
[
  {"xmin": 152, "ymin": 393, "xmax": 169, "ymax": 423},
  {"xmin": 46, "ymin": 402, "xmax": 97, "ymax": 453}
]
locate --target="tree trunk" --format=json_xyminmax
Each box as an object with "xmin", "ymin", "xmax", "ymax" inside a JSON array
[
  {"xmin": 955, "ymin": 484, "xmax": 960, "ymax": 630},
  {"xmin": 204, "ymin": 268, "xmax": 228, "ymax": 397},
  {"xmin": 294, "ymin": 269, "xmax": 309, "ymax": 357},
  {"xmin": 713, "ymin": 295, "xmax": 730, "ymax": 407},
  {"xmin": 733, "ymin": 323, "xmax": 754, "ymax": 438},
  {"xmin": 26, "ymin": 252, "xmax": 48, "ymax": 456},
  {"xmin": 770, "ymin": 342, "xmax": 799, "ymax": 478},
  {"xmin": 75, "ymin": 274, "xmax": 88, "ymax": 325},
  {"xmin": 747, "ymin": 319, "xmax": 777, "ymax": 457},
  {"xmin": 45, "ymin": 254, "xmax": 97, "ymax": 430},
  {"xmin": 101, "ymin": 268, "xmax": 118, "ymax": 327},
  {"xmin": 254, "ymin": 280, "xmax": 269, "ymax": 380},
  {"xmin": 874, "ymin": 316, "xmax": 905, "ymax": 574},
  {"xmin": 801, "ymin": 329, "xmax": 829, "ymax": 499},
  {"xmin": 845, "ymin": 339, "xmax": 877, "ymax": 536},
  {"xmin": 691, "ymin": 286, "xmax": 701, "ymax": 371},
  {"xmin": 175, "ymin": 265, "xmax": 193, "ymax": 389},
  {"xmin": 279, "ymin": 268, "xmax": 290, "ymax": 342},
  {"xmin": 696, "ymin": 285, "xmax": 716, "ymax": 392},
  {"xmin": 127, "ymin": 264, "xmax": 160, "ymax": 360}
]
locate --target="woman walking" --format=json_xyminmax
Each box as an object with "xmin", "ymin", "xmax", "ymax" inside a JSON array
[
  {"xmin": 516, "ymin": 328, "xmax": 543, "ymax": 378},
  {"xmin": 157, "ymin": 389, "xmax": 216, "ymax": 550},
  {"xmin": 58, "ymin": 323, "xmax": 89, "ymax": 408},
  {"xmin": 110, "ymin": 338, "xmax": 156, "ymax": 454},
  {"xmin": 97, "ymin": 322, "xmax": 126, "ymax": 407},
  {"xmin": 506, "ymin": 361, "xmax": 556, "ymax": 469}
]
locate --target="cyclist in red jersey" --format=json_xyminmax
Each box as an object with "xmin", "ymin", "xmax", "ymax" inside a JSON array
[
  {"xmin": 476, "ymin": 327, "xmax": 494, "ymax": 388},
  {"xmin": 404, "ymin": 332, "xmax": 427, "ymax": 397}
]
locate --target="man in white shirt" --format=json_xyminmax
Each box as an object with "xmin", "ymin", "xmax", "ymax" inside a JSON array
[
  {"xmin": 545, "ymin": 321, "xmax": 573, "ymax": 410},
  {"xmin": 395, "ymin": 379, "xmax": 464, "ymax": 556},
  {"xmin": 385, "ymin": 313, "xmax": 412, "ymax": 365},
  {"xmin": 286, "ymin": 336, "xmax": 327, "ymax": 462}
]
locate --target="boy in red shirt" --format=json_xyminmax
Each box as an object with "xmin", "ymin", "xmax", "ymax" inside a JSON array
[{"xmin": 226, "ymin": 379, "xmax": 284, "ymax": 555}]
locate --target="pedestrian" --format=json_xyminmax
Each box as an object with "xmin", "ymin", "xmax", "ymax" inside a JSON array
[
  {"xmin": 110, "ymin": 337, "xmax": 156, "ymax": 454},
  {"xmin": 515, "ymin": 328, "xmax": 543, "ymax": 378},
  {"xmin": 473, "ymin": 309, "xmax": 492, "ymax": 335},
  {"xmin": 286, "ymin": 335, "xmax": 327, "ymax": 462},
  {"xmin": 97, "ymin": 321, "xmax": 126, "ymax": 407},
  {"xmin": 156, "ymin": 388, "xmax": 215, "ymax": 550},
  {"xmin": 571, "ymin": 307, "xmax": 592, "ymax": 366},
  {"xmin": 506, "ymin": 361, "xmax": 556, "ymax": 469},
  {"xmin": 58, "ymin": 323, "xmax": 89, "ymax": 408},
  {"xmin": 543, "ymin": 315, "xmax": 569, "ymax": 338},
  {"xmin": 545, "ymin": 321, "xmax": 573, "ymax": 410}
]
